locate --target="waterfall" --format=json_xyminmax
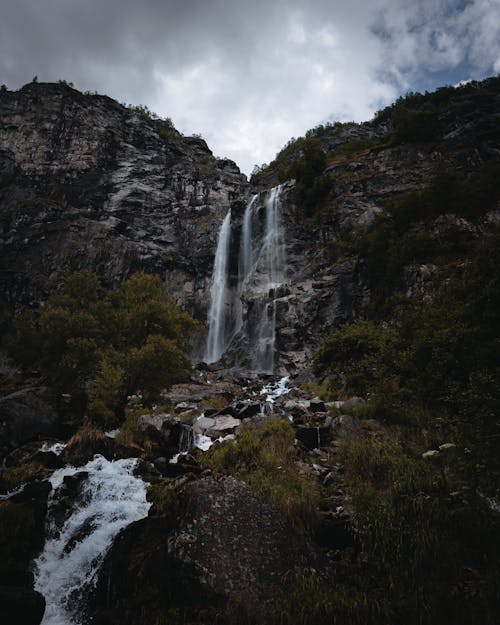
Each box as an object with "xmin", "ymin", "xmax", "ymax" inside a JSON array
[
  {"xmin": 33, "ymin": 455, "xmax": 150, "ymax": 625},
  {"xmin": 239, "ymin": 194, "xmax": 258, "ymax": 285},
  {"xmin": 204, "ymin": 185, "xmax": 286, "ymax": 371},
  {"xmin": 205, "ymin": 209, "xmax": 232, "ymax": 363},
  {"xmin": 252, "ymin": 185, "xmax": 286, "ymax": 373}
]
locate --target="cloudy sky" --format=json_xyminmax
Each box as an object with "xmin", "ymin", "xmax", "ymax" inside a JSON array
[{"xmin": 1, "ymin": 0, "xmax": 500, "ymax": 174}]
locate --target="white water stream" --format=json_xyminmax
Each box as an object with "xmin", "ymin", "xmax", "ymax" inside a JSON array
[
  {"xmin": 204, "ymin": 186, "xmax": 286, "ymax": 372},
  {"xmin": 205, "ymin": 209, "xmax": 232, "ymax": 363},
  {"xmin": 34, "ymin": 455, "xmax": 150, "ymax": 625}
]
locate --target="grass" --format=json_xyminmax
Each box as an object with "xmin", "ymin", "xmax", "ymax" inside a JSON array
[{"xmin": 200, "ymin": 417, "xmax": 319, "ymax": 533}]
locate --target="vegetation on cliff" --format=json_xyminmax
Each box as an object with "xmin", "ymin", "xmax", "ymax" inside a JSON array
[
  {"xmin": 5, "ymin": 271, "xmax": 200, "ymax": 424},
  {"xmin": 311, "ymin": 216, "xmax": 500, "ymax": 621}
]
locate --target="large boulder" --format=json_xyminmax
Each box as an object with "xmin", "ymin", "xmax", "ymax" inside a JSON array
[
  {"xmin": 90, "ymin": 476, "xmax": 329, "ymax": 623},
  {"xmin": 0, "ymin": 386, "xmax": 59, "ymax": 456}
]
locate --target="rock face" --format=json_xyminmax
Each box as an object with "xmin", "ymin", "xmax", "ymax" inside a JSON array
[
  {"xmin": 2, "ymin": 80, "xmax": 499, "ymax": 371},
  {"xmin": 0, "ymin": 82, "xmax": 248, "ymax": 343},
  {"xmin": 90, "ymin": 476, "xmax": 328, "ymax": 623}
]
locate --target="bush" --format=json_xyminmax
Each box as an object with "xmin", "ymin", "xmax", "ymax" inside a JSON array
[{"xmin": 5, "ymin": 271, "xmax": 200, "ymax": 424}]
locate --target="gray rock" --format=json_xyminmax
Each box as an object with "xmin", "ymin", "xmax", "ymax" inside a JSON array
[
  {"xmin": 192, "ymin": 416, "xmax": 216, "ymax": 433},
  {"xmin": 168, "ymin": 477, "xmax": 328, "ymax": 599},
  {"xmin": 0, "ymin": 386, "xmax": 58, "ymax": 453},
  {"xmin": 342, "ymin": 397, "xmax": 366, "ymax": 409},
  {"xmin": 204, "ymin": 415, "xmax": 241, "ymax": 438},
  {"xmin": 330, "ymin": 415, "xmax": 362, "ymax": 437}
]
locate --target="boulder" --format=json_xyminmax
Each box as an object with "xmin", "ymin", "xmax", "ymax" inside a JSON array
[
  {"xmin": 0, "ymin": 386, "xmax": 59, "ymax": 455},
  {"xmin": 283, "ymin": 399, "xmax": 310, "ymax": 419},
  {"xmin": 237, "ymin": 401, "xmax": 262, "ymax": 418},
  {"xmin": 204, "ymin": 415, "xmax": 241, "ymax": 438},
  {"xmin": 89, "ymin": 476, "xmax": 328, "ymax": 623},
  {"xmin": 330, "ymin": 415, "xmax": 362, "ymax": 438},
  {"xmin": 295, "ymin": 425, "xmax": 331, "ymax": 450},
  {"xmin": 309, "ymin": 397, "xmax": 326, "ymax": 413},
  {"xmin": 342, "ymin": 396, "xmax": 365, "ymax": 410}
]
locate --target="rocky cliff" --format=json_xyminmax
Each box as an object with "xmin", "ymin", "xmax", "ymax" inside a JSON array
[
  {"xmin": 0, "ymin": 82, "xmax": 248, "ymax": 340},
  {"xmin": 1, "ymin": 79, "xmax": 500, "ymax": 370}
]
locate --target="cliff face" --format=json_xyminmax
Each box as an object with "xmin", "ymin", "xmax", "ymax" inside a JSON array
[
  {"xmin": 0, "ymin": 82, "xmax": 248, "ymax": 333},
  {"xmin": 1, "ymin": 79, "xmax": 499, "ymax": 370}
]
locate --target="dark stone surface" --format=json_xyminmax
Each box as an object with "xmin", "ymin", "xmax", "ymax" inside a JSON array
[
  {"xmin": 89, "ymin": 476, "xmax": 330, "ymax": 623},
  {"xmin": 0, "ymin": 386, "xmax": 59, "ymax": 455},
  {"xmin": 0, "ymin": 586, "xmax": 45, "ymax": 625}
]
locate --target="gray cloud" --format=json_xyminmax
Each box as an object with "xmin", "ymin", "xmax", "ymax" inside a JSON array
[{"xmin": 1, "ymin": 1, "xmax": 499, "ymax": 174}]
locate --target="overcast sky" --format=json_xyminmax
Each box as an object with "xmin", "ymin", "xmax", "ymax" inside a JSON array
[{"xmin": 1, "ymin": 0, "xmax": 499, "ymax": 174}]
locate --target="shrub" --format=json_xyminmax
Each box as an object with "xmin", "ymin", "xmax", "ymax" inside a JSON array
[{"xmin": 5, "ymin": 271, "xmax": 200, "ymax": 423}]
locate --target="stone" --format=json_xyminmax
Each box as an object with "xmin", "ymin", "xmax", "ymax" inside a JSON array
[
  {"xmin": 422, "ymin": 450, "xmax": 440, "ymax": 459},
  {"xmin": 0, "ymin": 386, "xmax": 58, "ymax": 454},
  {"xmin": 330, "ymin": 415, "xmax": 362, "ymax": 437},
  {"xmin": 238, "ymin": 401, "xmax": 262, "ymax": 418},
  {"xmin": 309, "ymin": 397, "xmax": 326, "ymax": 413},
  {"xmin": 204, "ymin": 415, "xmax": 241, "ymax": 438},
  {"xmin": 294, "ymin": 425, "xmax": 331, "ymax": 450},
  {"xmin": 283, "ymin": 399, "xmax": 310, "ymax": 419},
  {"xmin": 89, "ymin": 476, "xmax": 329, "ymax": 623},
  {"xmin": 342, "ymin": 396, "xmax": 366, "ymax": 409},
  {"xmin": 192, "ymin": 416, "xmax": 216, "ymax": 433}
]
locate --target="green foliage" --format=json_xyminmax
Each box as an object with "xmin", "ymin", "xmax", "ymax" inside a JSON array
[
  {"xmin": 201, "ymin": 417, "xmax": 319, "ymax": 533},
  {"xmin": 264, "ymin": 568, "xmax": 392, "ymax": 625},
  {"xmin": 392, "ymin": 105, "xmax": 441, "ymax": 143},
  {"xmin": 5, "ymin": 271, "xmax": 200, "ymax": 424},
  {"xmin": 313, "ymin": 229, "xmax": 500, "ymax": 623},
  {"xmin": 277, "ymin": 138, "xmax": 333, "ymax": 217},
  {"xmin": 313, "ymin": 321, "xmax": 399, "ymax": 397},
  {"xmin": 337, "ymin": 432, "xmax": 500, "ymax": 625}
]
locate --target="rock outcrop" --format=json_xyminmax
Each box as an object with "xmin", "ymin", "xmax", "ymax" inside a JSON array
[
  {"xmin": 0, "ymin": 82, "xmax": 248, "ymax": 341},
  {"xmin": 89, "ymin": 476, "xmax": 329, "ymax": 624}
]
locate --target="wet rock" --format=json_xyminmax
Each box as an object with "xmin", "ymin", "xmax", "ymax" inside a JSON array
[
  {"xmin": 90, "ymin": 476, "xmax": 329, "ymax": 623},
  {"xmin": 60, "ymin": 436, "xmax": 138, "ymax": 467},
  {"xmin": 295, "ymin": 425, "xmax": 331, "ymax": 450},
  {"xmin": 237, "ymin": 401, "xmax": 262, "ymax": 418}
]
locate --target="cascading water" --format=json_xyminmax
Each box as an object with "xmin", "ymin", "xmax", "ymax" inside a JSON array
[
  {"xmin": 252, "ymin": 185, "xmax": 286, "ymax": 372},
  {"xmin": 33, "ymin": 455, "xmax": 150, "ymax": 625},
  {"xmin": 204, "ymin": 185, "xmax": 286, "ymax": 371},
  {"xmin": 205, "ymin": 209, "xmax": 232, "ymax": 363}
]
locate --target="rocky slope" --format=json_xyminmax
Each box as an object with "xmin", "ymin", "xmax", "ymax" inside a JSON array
[
  {"xmin": 2, "ymin": 79, "xmax": 499, "ymax": 371},
  {"xmin": 0, "ymin": 81, "xmax": 248, "ymax": 340}
]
